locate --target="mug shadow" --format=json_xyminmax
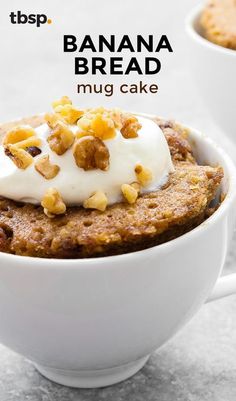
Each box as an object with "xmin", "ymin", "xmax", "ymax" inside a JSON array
[{"xmin": 22, "ymin": 347, "xmax": 232, "ymax": 401}]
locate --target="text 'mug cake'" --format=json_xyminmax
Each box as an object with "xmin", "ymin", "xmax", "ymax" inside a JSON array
[{"xmin": 0, "ymin": 97, "xmax": 223, "ymax": 258}]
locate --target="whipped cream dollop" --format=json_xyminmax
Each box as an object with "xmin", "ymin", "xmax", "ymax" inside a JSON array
[{"xmin": 0, "ymin": 116, "xmax": 174, "ymax": 206}]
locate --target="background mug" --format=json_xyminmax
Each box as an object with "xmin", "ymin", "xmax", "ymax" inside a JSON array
[{"xmin": 186, "ymin": 5, "xmax": 236, "ymax": 141}]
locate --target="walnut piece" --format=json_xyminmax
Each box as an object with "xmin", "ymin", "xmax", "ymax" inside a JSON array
[
  {"xmin": 89, "ymin": 107, "xmax": 122, "ymax": 129},
  {"xmin": 135, "ymin": 164, "xmax": 153, "ymax": 186},
  {"xmin": 130, "ymin": 182, "xmax": 141, "ymax": 193},
  {"xmin": 83, "ymin": 191, "xmax": 108, "ymax": 212},
  {"xmin": 47, "ymin": 122, "xmax": 75, "ymax": 155},
  {"xmin": 55, "ymin": 104, "xmax": 83, "ymax": 124},
  {"xmin": 121, "ymin": 114, "xmax": 142, "ymax": 139},
  {"xmin": 45, "ymin": 113, "xmax": 64, "ymax": 129},
  {"xmin": 3, "ymin": 126, "xmax": 36, "ymax": 146},
  {"xmin": 35, "ymin": 155, "xmax": 60, "ymax": 179},
  {"xmin": 41, "ymin": 188, "xmax": 66, "ymax": 217},
  {"xmin": 75, "ymin": 109, "xmax": 142, "ymax": 141},
  {"xmin": 4, "ymin": 144, "xmax": 33, "ymax": 169},
  {"xmin": 90, "ymin": 113, "xmax": 116, "ymax": 140},
  {"xmin": 52, "ymin": 96, "xmax": 72, "ymax": 109},
  {"xmin": 77, "ymin": 116, "xmax": 91, "ymax": 132},
  {"xmin": 121, "ymin": 184, "xmax": 139, "ymax": 204},
  {"xmin": 77, "ymin": 113, "xmax": 116, "ymax": 140},
  {"xmin": 14, "ymin": 136, "xmax": 41, "ymax": 150},
  {"xmin": 110, "ymin": 109, "xmax": 122, "ymax": 129},
  {"xmin": 73, "ymin": 136, "xmax": 110, "ymax": 171},
  {"xmin": 76, "ymin": 130, "xmax": 92, "ymax": 139}
]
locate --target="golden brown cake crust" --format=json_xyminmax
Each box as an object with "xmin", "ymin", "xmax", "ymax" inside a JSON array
[
  {"xmin": 200, "ymin": 0, "xmax": 236, "ymax": 50},
  {"xmin": 0, "ymin": 116, "xmax": 223, "ymax": 258}
]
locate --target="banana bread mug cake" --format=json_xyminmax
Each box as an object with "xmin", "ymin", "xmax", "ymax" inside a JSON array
[
  {"xmin": 200, "ymin": 0, "xmax": 236, "ymax": 50},
  {"xmin": 0, "ymin": 97, "xmax": 223, "ymax": 258}
]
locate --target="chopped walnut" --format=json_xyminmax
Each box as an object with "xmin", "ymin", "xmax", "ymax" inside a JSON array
[
  {"xmin": 110, "ymin": 109, "xmax": 122, "ymax": 129},
  {"xmin": 55, "ymin": 104, "xmax": 83, "ymax": 124},
  {"xmin": 75, "ymin": 109, "xmax": 143, "ymax": 141},
  {"xmin": 121, "ymin": 184, "xmax": 139, "ymax": 204},
  {"xmin": 52, "ymin": 96, "xmax": 72, "ymax": 109},
  {"xmin": 41, "ymin": 188, "xmax": 66, "ymax": 217},
  {"xmin": 73, "ymin": 136, "xmax": 110, "ymax": 171},
  {"xmin": 77, "ymin": 113, "xmax": 116, "ymax": 140},
  {"xmin": 87, "ymin": 107, "xmax": 106, "ymax": 115},
  {"xmin": 89, "ymin": 107, "xmax": 122, "ymax": 129},
  {"xmin": 3, "ymin": 126, "xmax": 36, "ymax": 146},
  {"xmin": 121, "ymin": 114, "xmax": 141, "ymax": 139},
  {"xmin": 76, "ymin": 130, "xmax": 91, "ymax": 139},
  {"xmin": 44, "ymin": 113, "xmax": 64, "ymax": 129},
  {"xmin": 83, "ymin": 191, "xmax": 108, "ymax": 212},
  {"xmin": 130, "ymin": 182, "xmax": 141, "ymax": 193},
  {"xmin": 4, "ymin": 144, "xmax": 33, "ymax": 169},
  {"xmin": 35, "ymin": 155, "xmax": 60, "ymax": 179},
  {"xmin": 90, "ymin": 113, "xmax": 116, "ymax": 140},
  {"xmin": 135, "ymin": 164, "xmax": 153, "ymax": 186},
  {"xmin": 14, "ymin": 136, "xmax": 41, "ymax": 150},
  {"xmin": 47, "ymin": 122, "xmax": 75, "ymax": 155},
  {"xmin": 77, "ymin": 116, "xmax": 92, "ymax": 132}
]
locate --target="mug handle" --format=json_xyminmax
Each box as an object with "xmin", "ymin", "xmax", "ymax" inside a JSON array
[{"xmin": 206, "ymin": 273, "xmax": 236, "ymax": 303}]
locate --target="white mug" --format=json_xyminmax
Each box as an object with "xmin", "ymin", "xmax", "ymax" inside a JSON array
[
  {"xmin": 0, "ymin": 117, "xmax": 236, "ymax": 388},
  {"xmin": 185, "ymin": 5, "xmax": 236, "ymax": 140}
]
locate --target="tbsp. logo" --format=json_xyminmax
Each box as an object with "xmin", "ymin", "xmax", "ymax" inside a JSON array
[{"xmin": 9, "ymin": 11, "xmax": 52, "ymax": 27}]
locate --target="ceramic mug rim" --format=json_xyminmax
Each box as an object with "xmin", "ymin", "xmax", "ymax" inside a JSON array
[
  {"xmin": 185, "ymin": 4, "xmax": 236, "ymax": 57},
  {"xmin": 0, "ymin": 121, "xmax": 236, "ymax": 268}
]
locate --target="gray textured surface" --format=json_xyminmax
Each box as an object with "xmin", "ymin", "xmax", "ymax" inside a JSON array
[{"xmin": 0, "ymin": 232, "xmax": 235, "ymax": 401}]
